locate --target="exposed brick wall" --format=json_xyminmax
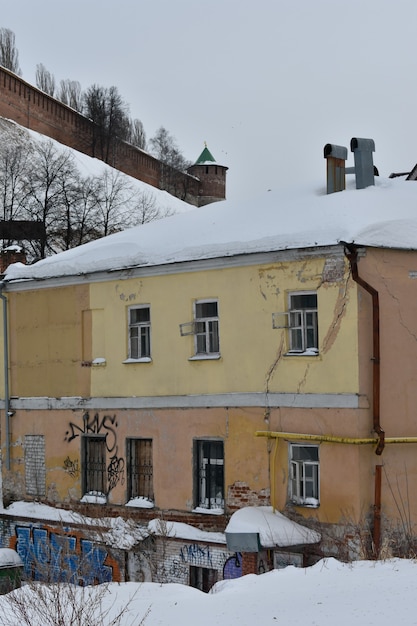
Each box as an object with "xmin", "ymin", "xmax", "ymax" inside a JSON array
[
  {"xmin": 0, "ymin": 67, "xmax": 210, "ymax": 205},
  {"xmin": 241, "ymin": 551, "xmax": 258, "ymax": 575},
  {"xmin": 0, "ymin": 248, "xmax": 26, "ymax": 273},
  {"xmin": 227, "ymin": 481, "xmax": 271, "ymax": 511}
]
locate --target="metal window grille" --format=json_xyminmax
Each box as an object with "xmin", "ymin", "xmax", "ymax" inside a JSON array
[
  {"xmin": 127, "ymin": 438, "xmax": 153, "ymax": 500},
  {"xmin": 189, "ymin": 566, "xmax": 218, "ymax": 592},
  {"xmin": 196, "ymin": 440, "xmax": 224, "ymax": 509},
  {"xmin": 129, "ymin": 306, "xmax": 151, "ymax": 359},
  {"xmin": 83, "ymin": 436, "xmax": 106, "ymax": 494}
]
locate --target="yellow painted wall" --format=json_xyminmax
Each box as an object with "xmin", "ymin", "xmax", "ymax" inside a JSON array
[
  {"xmin": 88, "ymin": 256, "xmax": 360, "ymax": 398},
  {"xmin": 7, "ymin": 285, "xmax": 91, "ymax": 397}
]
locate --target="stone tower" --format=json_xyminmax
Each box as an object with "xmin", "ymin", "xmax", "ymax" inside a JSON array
[{"xmin": 187, "ymin": 144, "xmax": 228, "ymax": 207}]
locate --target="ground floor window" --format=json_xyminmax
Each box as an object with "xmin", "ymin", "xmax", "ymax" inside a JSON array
[
  {"xmin": 195, "ymin": 440, "xmax": 224, "ymax": 510},
  {"xmin": 25, "ymin": 434, "xmax": 46, "ymax": 497},
  {"xmin": 82, "ymin": 436, "xmax": 106, "ymax": 495},
  {"xmin": 189, "ymin": 566, "xmax": 218, "ymax": 592},
  {"xmin": 289, "ymin": 444, "xmax": 319, "ymax": 506},
  {"xmin": 126, "ymin": 438, "xmax": 153, "ymax": 501}
]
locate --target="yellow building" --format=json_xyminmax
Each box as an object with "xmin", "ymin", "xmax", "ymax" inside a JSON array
[{"xmin": 2, "ymin": 141, "xmax": 417, "ymax": 583}]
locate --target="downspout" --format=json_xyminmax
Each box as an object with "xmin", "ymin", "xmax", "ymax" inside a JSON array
[
  {"xmin": 344, "ymin": 243, "xmax": 384, "ymax": 556},
  {"xmin": 344, "ymin": 243, "xmax": 385, "ymax": 454},
  {"xmin": 0, "ymin": 283, "xmax": 10, "ymax": 471}
]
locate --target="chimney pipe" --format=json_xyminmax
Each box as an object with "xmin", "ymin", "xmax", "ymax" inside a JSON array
[
  {"xmin": 323, "ymin": 144, "xmax": 348, "ymax": 194},
  {"xmin": 350, "ymin": 137, "xmax": 375, "ymax": 190}
]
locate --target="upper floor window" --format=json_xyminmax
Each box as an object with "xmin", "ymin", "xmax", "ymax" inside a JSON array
[
  {"xmin": 194, "ymin": 300, "xmax": 219, "ymax": 355},
  {"xmin": 180, "ymin": 299, "xmax": 220, "ymax": 359},
  {"xmin": 288, "ymin": 292, "xmax": 318, "ymax": 353},
  {"xmin": 128, "ymin": 305, "xmax": 151, "ymax": 360},
  {"xmin": 289, "ymin": 444, "xmax": 319, "ymax": 507},
  {"xmin": 273, "ymin": 292, "xmax": 318, "ymax": 355}
]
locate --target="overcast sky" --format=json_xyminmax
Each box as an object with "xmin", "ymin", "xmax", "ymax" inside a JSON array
[{"xmin": 4, "ymin": 0, "xmax": 417, "ymax": 201}]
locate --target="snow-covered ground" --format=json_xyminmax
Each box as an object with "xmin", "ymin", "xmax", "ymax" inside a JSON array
[
  {"xmin": 0, "ymin": 502, "xmax": 414, "ymax": 625},
  {"xmin": 0, "ymin": 557, "xmax": 415, "ymax": 625}
]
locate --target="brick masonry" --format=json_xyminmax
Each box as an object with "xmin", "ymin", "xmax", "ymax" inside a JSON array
[{"xmin": 0, "ymin": 67, "xmax": 226, "ymax": 206}]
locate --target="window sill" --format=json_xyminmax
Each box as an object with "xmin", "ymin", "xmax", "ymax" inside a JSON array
[
  {"xmin": 123, "ymin": 357, "xmax": 152, "ymax": 364},
  {"xmin": 188, "ymin": 353, "xmax": 221, "ymax": 361},
  {"xmin": 80, "ymin": 492, "xmax": 107, "ymax": 505},
  {"xmin": 125, "ymin": 497, "xmax": 155, "ymax": 509},
  {"xmin": 285, "ymin": 349, "xmax": 319, "ymax": 357},
  {"xmin": 291, "ymin": 499, "xmax": 319, "ymax": 509},
  {"xmin": 192, "ymin": 506, "xmax": 224, "ymax": 515}
]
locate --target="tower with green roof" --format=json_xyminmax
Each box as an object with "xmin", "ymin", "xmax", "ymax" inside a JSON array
[{"xmin": 187, "ymin": 143, "xmax": 228, "ymax": 206}]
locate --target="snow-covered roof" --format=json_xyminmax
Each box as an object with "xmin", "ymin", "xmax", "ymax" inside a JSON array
[
  {"xmin": 225, "ymin": 506, "xmax": 321, "ymax": 547},
  {"xmin": 5, "ymin": 176, "xmax": 417, "ymax": 283},
  {"xmin": 0, "ymin": 548, "xmax": 23, "ymax": 568}
]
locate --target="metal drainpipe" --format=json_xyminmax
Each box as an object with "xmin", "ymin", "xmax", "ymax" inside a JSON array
[
  {"xmin": 0, "ymin": 283, "xmax": 10, "ymax": 471},
  {"xmin": 344, "ymin": 243, "xmax": 384, "ymax": 555}
]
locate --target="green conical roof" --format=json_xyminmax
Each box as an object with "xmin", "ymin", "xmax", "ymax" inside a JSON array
[{"xmin": 194, "ymin": 144, "xmax": 216, "ymax": 165}]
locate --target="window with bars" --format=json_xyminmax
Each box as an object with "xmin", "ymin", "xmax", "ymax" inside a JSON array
[
  {"xmin": 128, "ymin": 305, "xmax": 151, "ymax": 360},
  {"xmin": 180, "ymin": 300, "xmax": 220, "ymax": 357},
  {"xmin": 82, "ymin": 436, "xmax": 106, "ymax": 495},
  {"xmin": 272, "ymin": 292, "xmax": 318, "ymax": 354},
  {"xmin": 195, "ymin": 440, "xmax": 224, "ymax": 511},
  {"xmin": 189, "ymin": 566, "xmax": 218, "ymax": 592},
  {"xmin": 127, "ymin": 438, "xmax": 154, "ymax": 501},
  {"xmin": 289, "ymin": 444, "xmax": 319, "ymax": 507}
]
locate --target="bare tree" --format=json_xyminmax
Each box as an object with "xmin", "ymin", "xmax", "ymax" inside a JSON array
[
  {"xmin": 23, "ymin": 139, "xmax": 79, "ymax": 259},
  {"xmin": 92, "ymin": 169, "xmax": 134, "ymax": 237},
  {"xmin": 83, "ymin": 84, "xmax": 131, "ymax": 164},
  {"xmin": 0, "ymin": 28, "xmax": 21, "ymax": 74},
  {"xmin": 57, "ymin": 79, "xmax": 83, "ymax": 111},
  {"xmin": 149, "ymin": 126, "xmax": 192, "ymax": 198},
  {"xmin": 127, "ymin": 118, "xmax": 146, "ymax": 150},
  {"xmin": 130, "ymin": 190, "xmax": 174, "ymax": 226},
  {"xmin": 0, "ymin": 120, "xmax": 33, "ymax": 223},
  {"xmin": 35, "ymin": 63, "xmax": 56, "ymax": 97}
]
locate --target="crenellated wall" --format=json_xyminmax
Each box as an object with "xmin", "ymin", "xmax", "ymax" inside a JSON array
[{"xmin": 0, "ymin": 67, "xmax": 206, "ymax": 203}]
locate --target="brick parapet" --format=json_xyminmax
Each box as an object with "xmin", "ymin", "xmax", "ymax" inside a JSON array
[{"xmin": 0, "ymin": 67, "xmax": 205, "ymax": 204}]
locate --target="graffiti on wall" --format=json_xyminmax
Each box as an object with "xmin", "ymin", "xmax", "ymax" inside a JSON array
[
  {"xmin": 179, "ymin": 543, "xmax": 214, "ymax": 567},
  {"xmin": 64, "ymin": 411, "xmax": 125, "ymax": 491},
  {"xmin": 63, "ymin": 456, "xmax": 79, "ymax": 478},
  {"xmin": 11, "ymin": 524, "xmax": 120, "ymax": 584}
]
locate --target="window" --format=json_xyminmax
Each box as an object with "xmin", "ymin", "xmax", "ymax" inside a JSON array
[
  {"xmin": 128, "ymin": 306, "xmax": 151, "ymax": 360},
  {"xmin": 195, "ymin": 300, "xmax": 219, "ymax": 355},
  {"xmin": 180, "ymin": 299, "xmax": 220, "ymax": 358},
  {"xmin": 82, "ymin": 436, "xmax": 106, "ymax": 495},
  {"xmin": 195, "ymin": 440, "xmax": 224, "ymax": 510},
  {"xmin": 289, "ymin": 444, "xmax": 319, "ymax": 506},
  {"xmin": 273, "ymin": 292, "xmax": 318, "ymax": 354},
  {"xmin": 127, "ymin": 438, "xmax": 153, "ymax": 501},
  {"xmin": 190, "ymin": 566, "xmax": 218, "ymax": 592},
  {"xmin": 25, "ymin": 435, "xmax": 46, "ymax": 497},
  {"xmin": 288, "ymin": 293, "xmax": 318, "ymax": 353}
]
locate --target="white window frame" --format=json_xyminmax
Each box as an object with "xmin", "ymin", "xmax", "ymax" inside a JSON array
[
  {"xmin": 272, "ymin": 291, "xmax": 318, "ymax": 355},
  {"xmin": 289, "ymin": 444, "xmax": 319, "ymax": 507},
  {"xmin": 127, "ymin": 305, "xmax": 151, "ymax": 362},
  {"xmin": 180, "ymin": 299, "xmax": 220, "ymax": 359}
]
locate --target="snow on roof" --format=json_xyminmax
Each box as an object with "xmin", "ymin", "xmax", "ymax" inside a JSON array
[
  {"xmin": 225, "ymin": 506, "xmax": 321, "ymax": 547},
  {"xmin": 5, "ymin": 176, "xmax": 417, "ymax": 283},
  {"xmin": 148, "ymin": 518, "xmax": 226, "ymax": 545},
  {"xmin": 0, "ymin": 548, "xmax": 23, "ymax": 568}
]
